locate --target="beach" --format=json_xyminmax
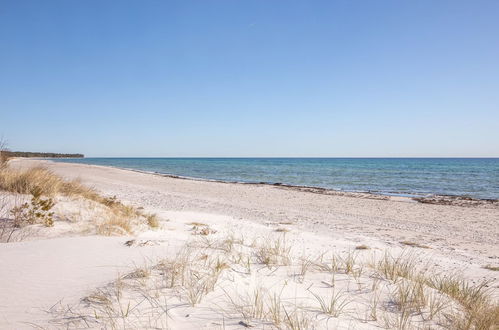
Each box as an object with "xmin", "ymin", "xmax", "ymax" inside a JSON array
[
  {"xmin": 4, "ymin": 0, "xmax": 499, "ymax": 328},
  {"xmin": 1, "ymin": 159, "xmax": 498, "ymax": 329}
]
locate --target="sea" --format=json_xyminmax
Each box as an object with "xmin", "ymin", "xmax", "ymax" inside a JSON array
[{"xmin": 53, "ymin": 158, "xmax": 499, "ymax": 200}]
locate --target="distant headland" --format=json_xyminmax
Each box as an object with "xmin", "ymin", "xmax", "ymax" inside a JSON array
[{"xmin": 2, "ymin": 151, "xmax": 84, "ymax": 158}]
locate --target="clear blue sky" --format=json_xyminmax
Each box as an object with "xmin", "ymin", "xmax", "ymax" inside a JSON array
[{"xmin": 1, "ymin": 0, "xmax": 498, "ymax": 157}]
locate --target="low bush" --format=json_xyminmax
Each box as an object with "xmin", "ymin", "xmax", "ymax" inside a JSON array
[{"xmin": 10, "ymin": 187, "xmax": 55, "ymax": 227}]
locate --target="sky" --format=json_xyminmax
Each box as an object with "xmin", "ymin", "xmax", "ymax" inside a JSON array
[{"xmin": 1, "ymin": 0, "xmax": 498, "ymax": 157}]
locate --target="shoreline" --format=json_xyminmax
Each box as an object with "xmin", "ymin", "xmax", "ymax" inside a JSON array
[{"xmin": 49, "ymin": 159, "xmax": 499, "ymax": 208}]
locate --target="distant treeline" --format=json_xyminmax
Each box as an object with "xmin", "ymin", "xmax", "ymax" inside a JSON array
[{"xmin": 2, "ymin": 151, "xmax": 84, "ymax": 158}]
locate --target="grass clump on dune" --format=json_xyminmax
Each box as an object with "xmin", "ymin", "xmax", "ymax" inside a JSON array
[
  {"xmin": 0, "ymin": 166, "xmax": 93, "ymax": 197},
  {"xmin": 145, "ymin": 213, "xmax": 160, "ymax": 229},
  {"xmin": 0, "ymin": 166, "xmax": 141, "ymax": 218},
  {"xmin": 371, "ymin": 251, "xmax": 499, "ymax": 329},
  {"xmin": 0, "ymin": 166, "xmax": 147, "ymax": 237},
  {"xmin": 97, "ymin": 215, "xmax": 133, "ymax": 236},
  {"xmin": 483, "ymin": 265, "xmax": 499, "ymax": 271}
]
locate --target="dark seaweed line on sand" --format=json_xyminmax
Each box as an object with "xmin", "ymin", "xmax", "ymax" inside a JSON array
[{"xmin": 116, "ymin": 167, "xmax": 498, "ymax": 209}]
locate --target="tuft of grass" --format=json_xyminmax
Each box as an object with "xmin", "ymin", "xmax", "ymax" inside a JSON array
[
  {"xmin": 155, "ymin": 248, "xmax": 226, "ymax": 307},
  {"xmin": 341, "ymin": 251, "xmax": 358, "ymax": 275},
  {"xmin": 369, "ymin": 286, "xmax": 381, "ymax": 321},
  {"xmin": 449, "ymin": 300, "xmax": 499, "ymax": 330},
  {"xmin": 310, "ymin": 288, "xmax": 351, "ymax": 318},
  {"xmin": 314, "ymin": 254, "xmax": 340, "ymax": 273},
  {"xmin": 425, "ymin": 275, "xmax": 489, "ymax": 309},
  {"xmin": 425, "ymin": 274, "xmax": 499, "ymax": 329},
  {"xmin": 374, "ymin": 251, "xmax": 419, "ymax": 282},
  {"xmin": 382, "ymin": 309, "xmax": 412, "ymax": 330},
  {"xmin": 123, "ymin": 268, "xmax": 150, "ymax": 279},
  {"xmin": 193, "ymin": 235, "xmax": 238, "ymax": 253},
  {"xmin": 255, "ymin": 235, "xmax": 291, "ymax": 266},
  {"xmin": 372, "ymin": 252, "xmax": 499, "ymax": 330},
  {"xmin": 426, "ymin": 290, "xmax": 447, "ymax": 320},
  {"xmin": 298, "ymin": 256, "xmax": 313, "ymax": 280},
  {"xmin": 145, "ymin": 213, "xmax": 159, "ymax": 229},
  {"xmin": 225, "ymin": 286, "xmax": 267, "ymax": 321},
  {"xmin": 183, "ymin": 271, "xmax": 208, "ymax": 306},
  {"xmin": 97, "ymin": 215, "xmax": 132, "ymax": 236},
  {"xmin": 267, "ymin": 291, "xmax": 284, "ymax": 326},
  {"xmin": 483, "ymin": 265, "xmax": 499, "ymax": 271},
  {"xmin": 391, "ymin": 279, "xmax": 427, "ymax": 315},
  {"xmin": 283, "ymin": 308, "xmax": 312, "ymax": 330},
  {"xmin": 355, "ymin": 244, "xmax": 370, "ymax": 250},
  {"xmin": 81, "ymin": 290, "xmax": 112, "ymax": 306}
]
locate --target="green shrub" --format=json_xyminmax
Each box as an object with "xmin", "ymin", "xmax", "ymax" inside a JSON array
[{"xmin": 10, "ymin": 187, "xmax": 55, "ymax": 227}]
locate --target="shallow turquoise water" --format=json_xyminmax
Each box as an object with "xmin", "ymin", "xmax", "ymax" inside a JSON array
[{"xmin": 53, "ymin": 158, "xmax": 499, "ymax": 199}]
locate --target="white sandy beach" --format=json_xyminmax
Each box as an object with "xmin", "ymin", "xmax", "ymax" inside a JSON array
[{"xmin": 1, "ymin": 159, "xmax": 498, "ymax": 329}]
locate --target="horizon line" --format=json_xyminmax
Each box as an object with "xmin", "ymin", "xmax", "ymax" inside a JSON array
[{"xmin": 77, "ymin": 156, "xmax": 499, "ymax": 159}]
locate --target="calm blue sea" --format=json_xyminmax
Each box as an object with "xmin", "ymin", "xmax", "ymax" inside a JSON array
[{"xmin": 53, "ymin": 158, "xmax": 499, "ymax": 200}]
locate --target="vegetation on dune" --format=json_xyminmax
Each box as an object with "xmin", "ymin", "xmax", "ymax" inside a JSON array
[
  {"xmin": 0, "ymin": 166, "xmax": 92, "ymax": 197},
  {"xmin": 0, "ymin": 166, "xmax": 137, "ymax": 217},
  {"xmin": 0, "ymin": 138, "xmax": 8, "ymax": 168},
  {"xmin": 10, "ymin": 187, "xmax": 55, "ymax": 228},
  {"xmin": 0, "ymin": 164, "xmax": 159, "ymax": 241},
  {"xmin": 50, "ymin": 234, "xmax": 499, "ymax": 329}
]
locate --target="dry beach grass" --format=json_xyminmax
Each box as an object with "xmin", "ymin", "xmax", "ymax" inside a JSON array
[
  {"xmin": 0, "ymin": 165, "xmax": 157, "ymax": 241},
  {"xmin": 50, "ymin": 234, "xmax": 499, "ymax": 329}
]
